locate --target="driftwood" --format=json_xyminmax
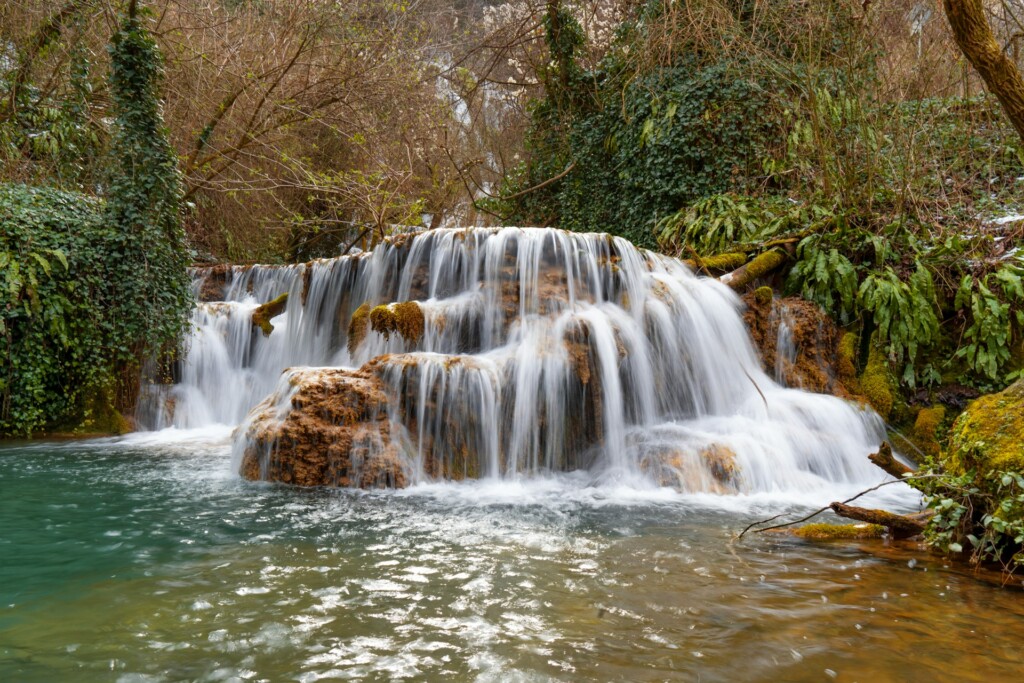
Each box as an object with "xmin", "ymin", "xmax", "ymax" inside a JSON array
[
  {"xmin": 740, "ymin": 442, "xmax": 932, "ymax": 539},
  {"xmin": 869, "ymin": 441, "xmax": 914, "ymax": 479},
  {"xmin": 829, "ymin": 502, "xmax": 928, "ymax": 539}
]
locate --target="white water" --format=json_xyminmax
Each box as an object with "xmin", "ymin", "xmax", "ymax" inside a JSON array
[{"xmin": 140, "ymin": 227, "xmax": 906, "ymax": 497}]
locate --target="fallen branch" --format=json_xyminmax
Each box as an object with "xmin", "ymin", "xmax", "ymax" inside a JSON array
[
  {"xmin": 737, "ymin": 473, "xmax": 939, "ymax": 539},
  {"xmin": 830, "ymin": 502, "xmax": 928, "ymax": 539},
  {"xmin": 869, "ymin": 441, "xmax": 914, "ymax": 479},
  {"xmin": 719, "ymin": 248, "xmax": 788, "ymax": 290}
]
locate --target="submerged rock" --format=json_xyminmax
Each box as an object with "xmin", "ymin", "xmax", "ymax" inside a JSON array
[
  {"xmin": 946, "ymin": 379, "xmax": 1024, "ymax": 477},
  {"xmin": 240, "ymin": 368, "xmax": 408, "ymax": 488}
]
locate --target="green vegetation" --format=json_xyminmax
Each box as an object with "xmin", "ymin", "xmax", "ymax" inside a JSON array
[
  {"xmin": 0, "ymin": 7, "xmax": 190, "ymax": 436},
  {"xmin": 495, "ymin": 1, "xmax": 1024, "ymax": 394}
]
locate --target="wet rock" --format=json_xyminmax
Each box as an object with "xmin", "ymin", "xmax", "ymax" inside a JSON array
[
  {"xmin": 640, "ymin": 443, "xmax": 741, "ymax": 493},
  {"xmin": 193, "ymin": 263, "xmax": 234, "ymax": 302},
  {"xmin": 240, "ymin": 368, "xmax": 408, "ymax": 488},
  {"xmin": 946, "ymin": 379, "xmax": 1024, "ymax": 477},
  {"xmin": 742, "ymin": 292, "xmax": 851, "ymax": 396},
  {"xmin": 370, "ymin": 301, "xmax": 425, "ymax": 346}
]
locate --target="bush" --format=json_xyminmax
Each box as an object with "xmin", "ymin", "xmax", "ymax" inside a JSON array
[
  {"xmin": 0, "ymin": 184, "xmax": 117, "ymax": 433},
  {"xmin": 0, "ymin": 10, "xmax": 191, "ymax": 436}
]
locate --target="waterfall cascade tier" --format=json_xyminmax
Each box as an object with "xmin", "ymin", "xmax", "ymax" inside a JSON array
[{"xmin": 140, "ymin": 227, "xmax": 895, "ymax": 492}]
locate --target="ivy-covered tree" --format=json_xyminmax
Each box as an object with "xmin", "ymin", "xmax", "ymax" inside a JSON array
[
  {"xmin": 103, "ymin": 0, "xmax": 191, "ymax": 406},
  {"xmin": 0, "ymin": 1, "xmax": 191, "ymax": 435}
]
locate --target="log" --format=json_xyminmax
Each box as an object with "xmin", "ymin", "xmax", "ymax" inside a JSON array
[
  {"xmin": 868, "ymin": 441, "xmax": 914, "ymax": 479},
  {"xmin": 829, "ymin": 502, "xmax": 927, "ymax": 539},
  {"xmin": 252, "ymin": 292, "xmax": 289, "ymax": 336},
  {"xmin": 719, "ymin": 248, "xmax": 788, "ymax": 291},
  {"xmin": 683, "ymin": 251, "xmax": 748, "ymax": 274}
]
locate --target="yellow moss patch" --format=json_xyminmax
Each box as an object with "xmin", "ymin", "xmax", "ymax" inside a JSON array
[
  {"xmin": 911, "ymin": 405, "xmax": 946, "ymax": 457},
  {"xmin": 753, "ymin": 285, "xmax": 773, "ymax": 307},
  {"xmin": 347, "ymin": 303, "xmax": 371, "ymax": 354},
  {"xmin": 251, "ymin": 292, "xmax": 288, "ymax": 337},
  {"xmin": 859, "ymin": 342, "xmax": 893, "ymax": 421},
  {"xmin": 793, "ymin": 523, "xmax": 886, "ymax": 540},
  {"xmin": 946, "ymin": 379, "xmax": 1024, "ymax": 476},
  {"xmin": 369, "ymin": 301, "xmax": 425, "ymax": 346},
  {"xmin": 686, "ymin": 252, "xmax": 749, "ymax": 273},
  {"xmin": 837, "ymin": 332, "xmax": 858, "ymax": 383}
]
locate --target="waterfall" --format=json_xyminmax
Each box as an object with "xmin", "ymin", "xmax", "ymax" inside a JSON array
[{"xmin": 140, "ymin": 227, "xmax": 893, "ymax": 493}]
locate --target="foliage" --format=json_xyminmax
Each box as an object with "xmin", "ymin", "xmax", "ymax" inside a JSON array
[
  {"xmin": 953, "ymin": 259, "xmax": 1024, "ymax": 383},
  {"xmin": 657, "ymin": 194, "xmax": 777, "ymax": 256},
  {"xmin": 103, "ymin": 7, "xmax": 191, "ymax": 375},
  {"xmin": 503, "ymin": 54, "xmax": 784, "ymax": 248},
  {"xmin": 918, "ymin": 469, "xmax": 1024, "ymax": 573},
  {"xmin": 0, "ymin": 185, "xmax": 111, "ymax": 433},
  {"xmin": 857, "ymin": 264, "xmax": 941, "ymax": 383},
  {"xmin": 0, "ymin": 4, "xmax": 107, "ymax": 189},
  {"xmin": 0, "ymin": 8, "xmax": 191, "ymax": 436}
]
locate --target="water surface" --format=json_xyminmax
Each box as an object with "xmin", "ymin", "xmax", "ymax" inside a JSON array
[{"xmin": 2, "ymin": 433, "xmax": 1022, "ymax": 682}]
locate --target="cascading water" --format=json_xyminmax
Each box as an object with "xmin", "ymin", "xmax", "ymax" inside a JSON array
[{"xmin": 140, "ymin": 227, "xmax": 896, "ymax": 493}]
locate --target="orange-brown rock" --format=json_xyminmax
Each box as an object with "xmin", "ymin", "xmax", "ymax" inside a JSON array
[
  {"xmin": 193, "ymin": 263, "xmax": 233, "ymax": 302},
  {"xmin": 240, "ymin": 368, "xmax": 408, "ymax": 488},
  {"xmin": 742, "ymin": 290, "xmax": 851, "ymax": 397}
]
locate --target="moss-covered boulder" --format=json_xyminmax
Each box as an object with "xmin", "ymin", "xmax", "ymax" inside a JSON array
[{"xmin": 946, "ymin": 379, "xmax": 1024, "ymax": 476}]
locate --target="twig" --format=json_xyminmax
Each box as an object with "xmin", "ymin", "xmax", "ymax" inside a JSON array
[{"xmin": 736, "ymin": 474, "xmax": 939, "ymax": 539}]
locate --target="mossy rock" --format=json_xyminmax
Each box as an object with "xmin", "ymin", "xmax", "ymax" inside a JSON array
[
  {"xmin": 753, "ymin": 285, "xmax": 773, "ymax": 307},
  {"xmin": 837, "ymin": 332, "xmax": 858, "ymax": 383},
  {"xmin": 910, "ymin": 405, "xmax": 946, "ymax": 458},
  {"xmin": 251, "ymin": 292, "xmax": 288, "ymax": 336},
  {"xmin": 369, "ymin": 301, "xmax": 425, "ymax": 346},
  {"xmin": 946, "ymin": 379, "xmax": 1024, "ymax": 477},
  {"xmin": 858, "ymin": 342, "xmax": 894, "ymax": 421},
  {"xmin": 347, "ymin": 303, "xmax": 371, "ymax": 354},
  {"xmin": 792, "ymin": 523, "xmax": 886, "ymax": 540}
]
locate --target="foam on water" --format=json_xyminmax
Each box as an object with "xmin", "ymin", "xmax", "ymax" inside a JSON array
[{"xmin": 138, "ymin": 227, "xmax": 915, "ymax": 501}]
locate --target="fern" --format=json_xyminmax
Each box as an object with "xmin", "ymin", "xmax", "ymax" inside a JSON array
[
  {"xmin": 857, "ymin": 263, "xmax": 940, "ymax": 385},
  {"xmin": 785, "ymin": 238, "xmax": 858, "ymax": 323},
  {"xmin": 657, "ymin": 193, "xmax": 773, "ymax": 256},
  {"xmin": 955, "ymin": 257, "xmax": 1024, "ymax": 383}
]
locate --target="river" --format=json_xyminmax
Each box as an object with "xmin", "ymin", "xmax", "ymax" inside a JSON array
[{"xmin": 2, "ymin": 429, "xmax": 1021, "ymax": 682}]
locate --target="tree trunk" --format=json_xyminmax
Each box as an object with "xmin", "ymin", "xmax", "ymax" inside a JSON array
[{"xmin": 943, "ymin": 0, "xmax": 1024, "ymax": 142}]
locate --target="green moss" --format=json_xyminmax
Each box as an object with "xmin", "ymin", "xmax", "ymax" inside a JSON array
[
  {"xmin": 753, "ymin": 285, "xmax": 773, "ymax": 307},
  {"xmin": 700, "ymin": 252, "xmax": 749, "ymax": 272},
  {"xmin": 251, "ymin": 292, "xmax": 288, "ymax": 337},
  {"xmin": 347, "ymin": 303, "xmax": 371, "ymax": 354},
  {"xmin": 946, "ymin": 379, "xmax": 1024, "ymax": 476},
  {"xmin": 369, "ymin": 301, "xmax": 425, "ymax": 346},
  {"xmin": 911, "ymin": 405, "xmax": 946, "ymax": 457},
  {"xmin": 859, "ymin": 342, "xmax": 894, "ymax": 420},
  {"xmin": 747, "ymin": 250, "xmax": 785, "ymax": 278},
  {"xmin": 793, "ymin": 523, "xmax": 886, "ymax": 540},
  {"xmin": 837, "ymin": 332, "xmax": 858, "ymax": 382}
]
